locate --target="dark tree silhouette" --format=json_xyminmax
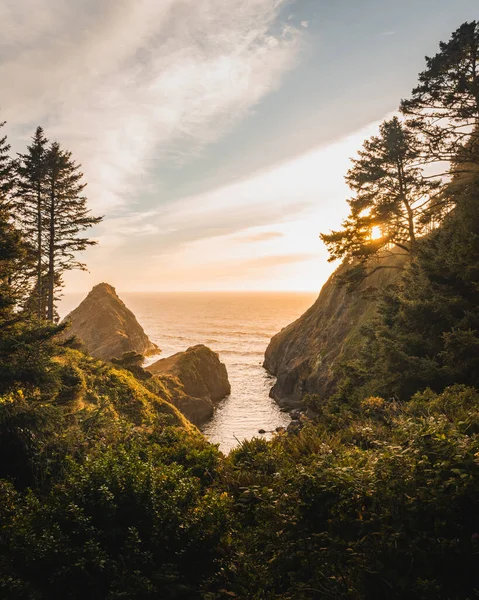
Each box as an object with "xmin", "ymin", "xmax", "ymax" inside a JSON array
[
  {"xmin": 320, "ymin": 118, "xmax": 439, "ymax": 270},
  {"xmin": 44, "ymin": 142, "xmax": 102, "ymax": 321},
  {"xmin": 16, "ymin": 127, "xmax": 49, "ymax": 318},
  {"xmin": 401, "ymin": 21, "xmax": 479, "ymax": 168}
]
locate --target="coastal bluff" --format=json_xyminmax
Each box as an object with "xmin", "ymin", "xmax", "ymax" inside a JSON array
[
  {"xmin": 264, "ymin": 252, "xmax": 407, "ymax": 409},
  {"xmin": 147, "ymin": 345, "xmax": 231, "ymax": 426},
  {"xmin": 61, "ymin": 283, "xmax": 159, "ymax": 361}
]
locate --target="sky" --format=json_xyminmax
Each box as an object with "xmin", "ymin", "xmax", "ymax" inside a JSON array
[{"xmin": 1, "ymin": 0, "xmax": 478, "ymax": 292}]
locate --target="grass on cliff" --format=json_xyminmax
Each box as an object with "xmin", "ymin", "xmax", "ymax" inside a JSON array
[{"xmin": 54, "ymin": 349, "xmax": 192, "ymax": 428}]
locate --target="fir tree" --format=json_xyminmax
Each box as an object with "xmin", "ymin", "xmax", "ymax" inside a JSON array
[
  {"xmin": 44, "ymin": 142, "xmax": 102, "ymax": 321},
  {"xmin": 320, "ymin": 118, "xmax": 439, "ymax": 277},
  {"xmin": 0, "ymin": 119, "xmax": 31, "ymax": 310},
  {"xmin": 401, "ymin": 21, "xmax": 479, "ymax": 168},
  {"xmin": 16, "ymin": 127, "xmax": 49, "ymax": 319},
  {"xmin": 356, "ymin": 162, "xmax": 479, "ymax": 400},
  {"xmin": 0, "ymin": 173, "xmax": 61, "ymax": 394},
  {"xmin": 0, "ymin": 119, "xmax": 16, "ymax": 209}
]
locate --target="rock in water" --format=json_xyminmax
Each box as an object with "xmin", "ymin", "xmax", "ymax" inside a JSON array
[
  {"xmin": 62, "ymin": 283, "xmax": 159, "ymax": 361},
  {"xmin": 146, "ymin": 345, "xmax": 231, "ymax": 426},
  {"xmin": 264, "ymin": 251, "xmax": 407, "ymax": 409}
]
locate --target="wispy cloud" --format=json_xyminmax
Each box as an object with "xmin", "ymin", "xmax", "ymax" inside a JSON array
[
  {"xmin": 240, "ymin": 253, "xmax": 316, "ymax": 269},
  {"xmin": 1, "ymin": 0, "xmax": 302, "ymax": 210},
  {"xmin": 238, "ymin": 231, "xmax": 285, "ymax": 242}
]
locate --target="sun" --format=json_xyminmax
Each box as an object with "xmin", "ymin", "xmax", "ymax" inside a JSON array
[{"xmin": 371, "ymin": 226, "xmax": 382, "ymax": 240}]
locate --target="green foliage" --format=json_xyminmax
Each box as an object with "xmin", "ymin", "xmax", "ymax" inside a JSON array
[
  {"xmin": 42, "ymin": 141, "xmax": 103, "ymax": 321},
  {"xmin": 0, "ymin": 318, "xmax": 64, "ymax": 395},
  {"xmin": 111, "ymin": 351, "xmax": 153, "ymax": 381},
  {"xmin": 401, "ymin": 21, "xmax": 479, "ymax": 165},
  {"xmin": 321, "ymin": 118, "xmax": 439, "ymax": 268},
  {"xmin": 217, "ymin": 386, "xmax": 479, "ymax": 599},
  {"xmin": 349, "ymin": 171, "xmax": 479, "ymax": 400},
  {"xmin": 0, "ymin": 118, "xmax": 15, "ymax": 207},
  {"xmin": 16, "ymin": 127, "xmax": 49, "ymax": 319},
  {"xmin": 0, "ymin": 435, "xmax": 231, "ymax": 599},
  {"xmin": 0, "ymin": 349, "xmax": 192, "ymax": 490}
]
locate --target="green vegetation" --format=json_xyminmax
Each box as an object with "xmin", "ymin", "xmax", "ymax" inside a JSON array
[
  {"xmin": 16, "ymin": 126, "xmax": 102, "ymax": 321},
  {"xmin": 320, "ymin": 118, "xmax": 440, "ymax": 268},
  {"xmin": 1, "ymin": 20, "xmax": 479, "ymax": 600}
]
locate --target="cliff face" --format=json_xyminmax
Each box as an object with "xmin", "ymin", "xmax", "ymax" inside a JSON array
[
  {"xmin": 146, "ymin": 345, "xmax": 231, "ymax": 426},
  {"xmin": 264, "ymin": 253, "xmax": 407, "ymax": 408},
  {"xmin": 62, "ymin": 283, "xmax": 159, "ymax": 361}
]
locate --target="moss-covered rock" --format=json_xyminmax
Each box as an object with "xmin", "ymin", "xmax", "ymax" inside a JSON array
[{"xmin": 54, "ymin": 349, "xmax": 192, "ymax": 430}]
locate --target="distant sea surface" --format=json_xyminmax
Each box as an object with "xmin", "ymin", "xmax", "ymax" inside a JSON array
[{"xmin": 60, "ymin": 292, "xmax": 316, "ymax": 453}]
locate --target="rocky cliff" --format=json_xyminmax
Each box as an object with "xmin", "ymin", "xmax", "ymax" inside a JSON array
[
  {"xmin": 264, "ymin": 252, "xmax": 407, "ymax": 408},
  {"xmin": 62, "ymin": 283, "xmax": 159, "ymax": 361},
  {"xmin": 146, "ymin": 345, "xmax": 231, "ymax": 426}
]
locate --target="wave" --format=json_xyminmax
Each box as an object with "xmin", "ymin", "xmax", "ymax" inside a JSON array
[{"xmin": 218, "ymin": 349, "xmax": 264, "ymax": 357}]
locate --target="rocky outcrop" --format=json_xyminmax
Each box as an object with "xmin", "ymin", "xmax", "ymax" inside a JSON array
[
  {"xmin": 62, "ymin": 283, "xmax": 159, "ymax": 361},
  {"xmin": 264, "ymin": 252, "xmax": 407, "ymax": 409},
  {"xmin": 146, "ymin": 345, "xmax": 231, "ymax": 426}
]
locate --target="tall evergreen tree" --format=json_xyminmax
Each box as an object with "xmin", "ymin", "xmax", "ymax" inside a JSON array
[
  {"xmin": 16, "ymin": 127, "xmax": 49, "ymax": 319},
  {"xmin": 44, "ymin": 142, "xmax": 102, "ymax": 322},
  {"xmin": 354, "ymin": 155, "xmax": 479, "ymax": 400},
  {"xmin": 0, "ymin": 119, "xmax": 31, "ymax": 310},
  {"xmin": 0, "ymin": 197, "xmax": 25, "ymax": 318},
  {"xmin": 0, "ymin": 209, "xmax": 63, "ymax": 392},
  {"xmin": 0, "ymin": 119, "xmax": 15, "ymax": 209},
  {"xmin": 0, "ymin": 135, "xmax": 61, "ymax": 393},
  {"xmin": 401, "ymin": 21, "xmax": 479, "ymax": 168},
  {"xmin": 320, "ymin": 118, "xmax": 439, "ymax": 273}
]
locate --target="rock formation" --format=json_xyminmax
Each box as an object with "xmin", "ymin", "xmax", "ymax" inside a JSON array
[
  {"xmin": 61, "ymin": 283, "xmax": 159, "ymax": 361},
  {"xmin": 146, "ymin": 345, "xmax": 231, "ymax": 426},
  {"xmin": 264, "ymin": 252, "xmax": 407, "ymax": 409}
]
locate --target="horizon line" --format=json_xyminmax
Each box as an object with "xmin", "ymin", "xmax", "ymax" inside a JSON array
[{"xmin": 62, "ymin": 289, "xmax": 320, "ymax": 295}]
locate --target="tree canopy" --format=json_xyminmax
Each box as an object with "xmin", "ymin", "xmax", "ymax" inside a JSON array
[
  {"xmin": 401, "ymin": 20, "xmax": 479, "ymax": 167},
  {"xmin": 320, "ymin": 118, "xmax": 439, "ymax": 280}
]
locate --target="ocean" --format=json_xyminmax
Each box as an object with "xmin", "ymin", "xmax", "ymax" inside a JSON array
[{"xmin": 60, "ymin": 292, "xmax": 316, "ymax": 453}]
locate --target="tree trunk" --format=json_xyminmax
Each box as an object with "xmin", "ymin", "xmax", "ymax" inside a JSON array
[
  {"xmin": 36, "ymin": 184, "xmax": 42, "ymax": 319},
  {"xmin": 397, "ymin": 159, "xmax": 416, "ymax": 250},
  {"xmin": 47, "ymin": 181, "xmax": 55, "ymax": 322}
]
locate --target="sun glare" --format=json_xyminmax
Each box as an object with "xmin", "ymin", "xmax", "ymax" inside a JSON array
[{"xmin": 371, "ymin": 226, "xmax": 382, "ymax": 240}]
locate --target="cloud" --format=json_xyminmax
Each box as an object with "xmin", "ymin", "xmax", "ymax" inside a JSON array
[
  {"xmin": 1, "ymin": 0, "xmax": 302, "ymax": 210},
  {"xmin": 380, "ymin": 31, "xmax": 396, "ymax": 36},
  {"xmin": 238, "ymin": 231, "xmax": 285, "ymax": 242},
  {"xmin": 239, "ymin": 253, "xmax": 316, "ymax": 269},
  {"xmin": 301, "ymin": 21, "xmax": 309, "ymax": 28},
  {"xmin": 87, "ymin": 116, "xmax": 387, "ymax": 267}
]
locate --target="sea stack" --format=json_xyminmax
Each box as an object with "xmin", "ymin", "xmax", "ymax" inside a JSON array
[
  {"xmin": 61, "ymin": 283, "xmax": 159, "ymax": 361},
  {"xmin": 147, "ymin": 344, "xmax": 231, "ymax": 425}
]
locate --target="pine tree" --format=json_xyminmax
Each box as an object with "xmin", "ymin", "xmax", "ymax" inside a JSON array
[
  {"xmin": 356, "ymin": 156, "xmax": 479, "ymax": 400},
  {"xmin": 16, "ymin": 127, "xmax": 49, "ymax": 319},
  {"xmin": 401, "ymin": 21, "xmax": 479, "ymax": 168},
  {"xmin": 44, "ymin": 142, "xmax": 102, "ymax": 322},
  {"xmin": 0, "ymin": 124, "xmax": 61, "ymax": 392},
  {"xmin": 0, "ymin": 200, "xmax": 25, "ymax": 318},
  {"xmin": 0, "ymin": 205, "xmax": 63, "ymax": 393},
  {"xmin": 0, "ymin": 119, "xmax": 15, "ymax": 209},
  {"xmin": 0, "ymin": 119, "xmax": 28, "ymax": 311},
  {"xmin": 320, "ymin": 118, "xmax": 439, "ymax": 274}
]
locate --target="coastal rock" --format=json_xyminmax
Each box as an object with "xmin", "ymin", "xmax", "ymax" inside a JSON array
[
  {"xmin": 61, "ymin": 283, "xmax": 159, "ymax": 361},
  {"xmin": 264, "ymin": 251, "xmax": 407, "ymax": 408},
  {"xmin": 146, "ymin": 344, "xmax": 231, "ymax": 426}
]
